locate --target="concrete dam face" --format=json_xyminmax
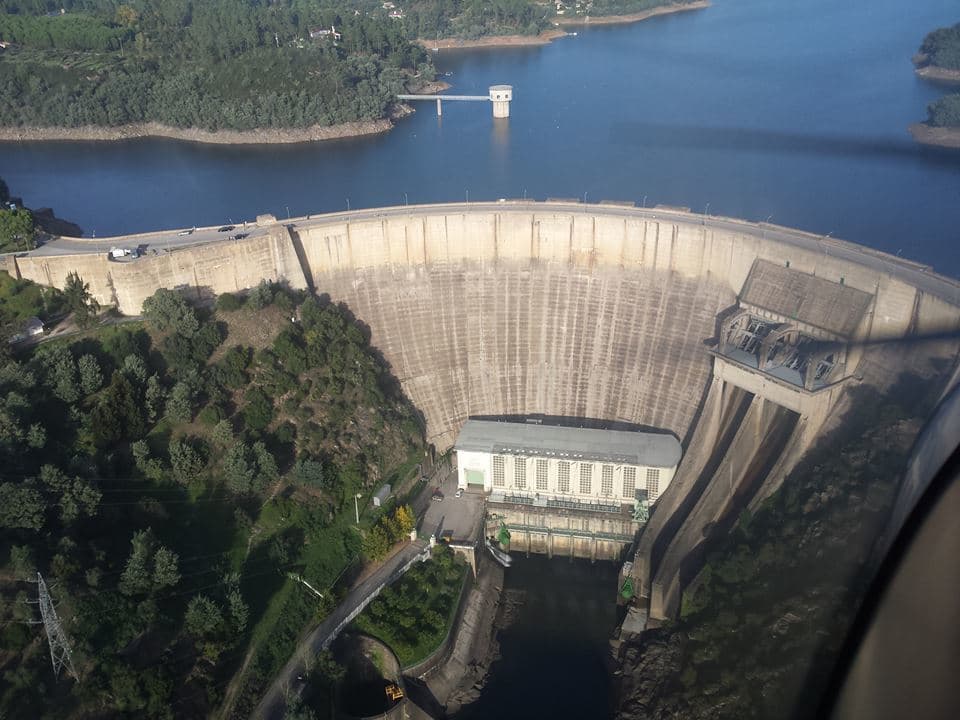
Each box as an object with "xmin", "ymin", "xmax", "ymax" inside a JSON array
[{"xmin": 12, "ymin": 202, "xmax": 960, "ymax": 618}]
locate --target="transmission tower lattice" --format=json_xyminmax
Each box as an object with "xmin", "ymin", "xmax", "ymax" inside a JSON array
[{"xmin": 36, "ymin": 573, "xmax": 78, "ymax": 681}]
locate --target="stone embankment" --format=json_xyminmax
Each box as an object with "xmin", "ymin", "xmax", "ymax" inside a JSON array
[{"xmin": 422, "ymin": 559, "xmax": 504, "ymax": 714}]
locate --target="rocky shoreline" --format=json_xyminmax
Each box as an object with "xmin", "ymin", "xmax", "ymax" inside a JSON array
[
  {"xmin": 0, "ymin": 117, "xmax": 401, "ymax": 146},
  {"xmin": 555, "ymin": 0, "xmax": 710, "ymax": 27},
  {"xmin": 419, "ymin": 1, "xmax": 708, "ymax": 51},
  {"xmin": 909, "ymin": 123, "xmax": 960, "ymax": 149},
  {"xmin": 915, "ymin": 65, "xmax": 960, "ymax": 83}
]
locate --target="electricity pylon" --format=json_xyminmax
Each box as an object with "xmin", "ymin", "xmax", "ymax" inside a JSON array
[{"xmin": 34, "ymin": 573, "xmax": 78, "ymax": 681}]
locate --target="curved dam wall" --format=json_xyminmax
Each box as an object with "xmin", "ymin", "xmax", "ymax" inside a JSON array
[{"xmin": 12, "ymin": 203, "xmax": 960, "ymax": 451}]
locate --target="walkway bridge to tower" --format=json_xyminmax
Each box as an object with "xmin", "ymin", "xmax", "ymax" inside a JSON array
[{"xmin": 397, "ymin": 84, "xmax": 513, "ymax": 118}]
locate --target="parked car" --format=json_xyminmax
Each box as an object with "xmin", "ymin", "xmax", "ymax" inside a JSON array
[
  {"xmin": 455, "ymin": 488, "xmax": 464, "ymax": 498},
  {"xmin": 177, "ymin": 227, "xmax": 195, "ymax": 236},
  {"xmin": 217, "ymin": 225, "xmax": 235, "ymax": 232},
  {"xmin": 431, "ymin": 491, "xmax": 444, "ymax": 502}
]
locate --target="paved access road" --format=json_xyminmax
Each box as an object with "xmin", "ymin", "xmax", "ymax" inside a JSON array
[
  {"xmin": 26, "ymin": 201, "xmax": 960, "ymax": 306},
  {"xmin": 254, "ymin": 538, "xmax": 429, "ymax": 720}
]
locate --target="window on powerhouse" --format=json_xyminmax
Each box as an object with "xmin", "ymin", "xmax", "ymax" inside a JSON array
[
  {"xmin": 493, "ymin": 454, "xmax": 505, "ymax": 487},
  {"xmin": 558, "ymin": 461, "xmax": 570, "ymax": 493},
  {"xmin": 602, "ymin": 464, "xmax": 614, "ymax": 496},
  {"xmin": 623, "ymin": 466, "xmax": 636, "ymax": 499},
  {"xmin": 580, "ymin": 462, "xmax": 593, "ymax": 494},
  {"xmin": 646, "ymin": 467, "xmax": 660, "ymax": 500}
]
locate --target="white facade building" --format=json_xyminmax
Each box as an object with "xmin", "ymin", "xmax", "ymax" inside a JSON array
[{"xmin": 454, "ymin": 420, "xmax": 681, "ymax": 505}]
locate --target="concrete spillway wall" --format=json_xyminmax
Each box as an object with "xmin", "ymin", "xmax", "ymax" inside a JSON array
[{"xmin": 11, "ymin": 204, "xmax": 960, "ymax": 454}]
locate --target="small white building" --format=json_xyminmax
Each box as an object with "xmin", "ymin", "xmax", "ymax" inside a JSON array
[{"xmin": 454, "ymin": 420, "xmax": 681, "ymax": 505}]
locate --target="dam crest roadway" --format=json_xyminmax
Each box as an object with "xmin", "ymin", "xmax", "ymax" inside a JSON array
[{"xmin": 8, "ymin": 199, "xmax": 960, "ymax": 634}]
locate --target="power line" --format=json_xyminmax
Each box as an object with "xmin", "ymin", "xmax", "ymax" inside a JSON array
[{"xmin": 34, "ymin": 573, "xmax": 78, "ymax": 682}]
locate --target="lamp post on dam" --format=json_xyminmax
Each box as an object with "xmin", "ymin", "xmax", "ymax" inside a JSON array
[{"xmin": 396, "ymin": 84, "xmax": 513, "ymax": 119}]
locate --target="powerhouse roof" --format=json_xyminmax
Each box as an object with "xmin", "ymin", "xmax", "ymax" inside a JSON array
[
  {"xmin": 455, "ymin": 419, "xmax": 681, "ymax": 468},
  {"xmin": 740, "ymin": 259, "xmax": 873, "ymax": 338}
]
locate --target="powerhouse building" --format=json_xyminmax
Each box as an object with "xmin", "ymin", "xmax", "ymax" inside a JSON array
[{"xmin": 454, "ymin": 420, "xmax": 682, "ymax": 507}]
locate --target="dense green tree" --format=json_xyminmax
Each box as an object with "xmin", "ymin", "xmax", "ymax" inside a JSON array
[
  {"xmin": 246, "ymin": 280, "xmax": 274, "ymax": 310},
  {"xmin": 0, "ymin": 481, "xmax": 45, "ymax": 530},
  {"xmin": 77, "ymin": 353, "xmax": 103, "ymax": 395},
  {"xmin": 290, "ymin": 458, "xmax": 325, "ymax": 488},
  {"xmin": 362, "ymin": 525, "xmax": 390, "ymax": 560},
  {"xmin": 165, "ymin": 380, "xmax": 194, "ymax": 422},
  {"xmin": 119, "ymin": 529, "xmax": 180, "ymax": 596},
  {"xmin": 144, "ymin": 373, "xmax": 166, "ymax": 422},
  {"xmin": 222, "ymin": 442, "xmax": 259, "ymax": 495},
  {"xmin": 142, "ymin": 288, "xmax": 199, "ymax": 336},
  {"xmin": 928, "ymin": 93, "xmax": 960, "ymax": 128},
  {"xmin": 91, "ymin": 371, "xmax": 144, "ymax": 445},
  {"xmin": 242, "ymin": 386, "xmax": 275, "ymax": 430},
  {"xmin": 121, "ymin": 352, "xmax": 148, "ymax": 385},
  {"xmin": 920, "ymin": 21, "xmax": 960, "ymax": 70},
  {"xmin": 0, "ymin": 208, "xmax": 35, "ymax": 252},
  {"xmin": 63, "ymin": 271, "xmax": 100, "ymax": 328},
  {"xmin": 169, "ymin": 436, "xmax": 206, "ymax": 484},
  {"xmin": 40, "ymin": 344, "xmax": 79, "ymax": 403},
  {"xmin": 39, "ymin": 464, "xmax": 100, "ymax": 525},
  {"xmin": 185, "ymin": 594, "xmax": 223, "ymax": 637}
]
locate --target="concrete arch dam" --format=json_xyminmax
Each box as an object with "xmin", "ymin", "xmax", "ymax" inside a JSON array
[{"xmin": 10, "ymin": 202, "xmax": 960, "ymax": 617}]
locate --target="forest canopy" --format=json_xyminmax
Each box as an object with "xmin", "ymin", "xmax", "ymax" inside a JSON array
[
  {"xmin": 0, "ymin": 0, "xmax": 689, "ymax": 131},
  {"xmin": 918, "ymin": 21, "xmax": 960, "ymax": 70}
]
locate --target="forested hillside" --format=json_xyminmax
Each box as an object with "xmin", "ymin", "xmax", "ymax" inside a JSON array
[
  {"xmin": 918, "ymin": 21, "xmax": 960, "ymax": 70},
  {"xmin": 916, "ymin": 21, "xmax": 960, "ymax": 129},
  {"xmin": 0, "ymin": 274, "xmax": 425, "ymax": 719},
  {"xmin": 0, "ymin": 0, "xmax": 691, "ymax": 132},
  {"xmin": 0, "ymin": 0, "xmax": 434, "ymax": 131}
]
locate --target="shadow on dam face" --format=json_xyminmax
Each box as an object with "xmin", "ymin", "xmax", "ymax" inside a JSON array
[{"xmin": 468, "ymin": 413, "xmax": 681, "ymax": 440}]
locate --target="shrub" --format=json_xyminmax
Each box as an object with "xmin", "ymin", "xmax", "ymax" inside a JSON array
[{"xmin": 215, "ymin": 293, "xmax": 244, "ymax": 312}]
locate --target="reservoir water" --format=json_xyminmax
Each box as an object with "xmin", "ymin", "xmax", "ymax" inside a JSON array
[
  {"xmin": 454, "ymin": 557, "xmax": 619, "ymax": 720},
  {"xmin": 1, "ymin": 0, "xmax": 959, "ymax": 275}
]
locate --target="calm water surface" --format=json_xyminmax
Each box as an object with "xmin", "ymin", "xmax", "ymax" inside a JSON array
[
  {"xmin": 1, "ymin": 0, "xmax": 959, "ymax": 276},
  {"xmin": 454, "ymin": 556, "xmax": 619, "ymax": 720}
]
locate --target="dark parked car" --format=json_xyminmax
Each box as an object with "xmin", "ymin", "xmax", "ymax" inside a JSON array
[{"xmin": 217, "ymin": 225, "xmax": 235, "ymax": 232}]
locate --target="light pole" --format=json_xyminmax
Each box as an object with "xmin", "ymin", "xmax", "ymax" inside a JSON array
[
  {"xmin": 642, "ymin": 194, "xmax": 647, "ymax": 208},
  {"xmin": 404, "ymin": 192, "xmax": 409, "ymax": 206},
  {"xmin": 583, "ymin": 191, "xmax": 588, "ymax": 204},
  {"xmin": 346, "ymin": 198, "xmax": 351, "ymax": 211},
  {"xmin": 354, "ymin": 493, "xmax": 362, "ymax": 524},
  {"xmin": 704, "ymin": 202, "xmax": 710, "ymax": 217}
]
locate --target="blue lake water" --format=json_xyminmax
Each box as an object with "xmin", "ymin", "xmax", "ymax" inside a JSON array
[{"xmin": 1, "ymin": 0, "xmax": 959, "ymax": 278}]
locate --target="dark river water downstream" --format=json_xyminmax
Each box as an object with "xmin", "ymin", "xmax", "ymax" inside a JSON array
[
  {"xmin": 455, "ymin": 557, "xmax": 619, "ymax": 720},
  {"xmin": 2, "ymin": 0, "xmax": 960, "ymax": 275}
]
